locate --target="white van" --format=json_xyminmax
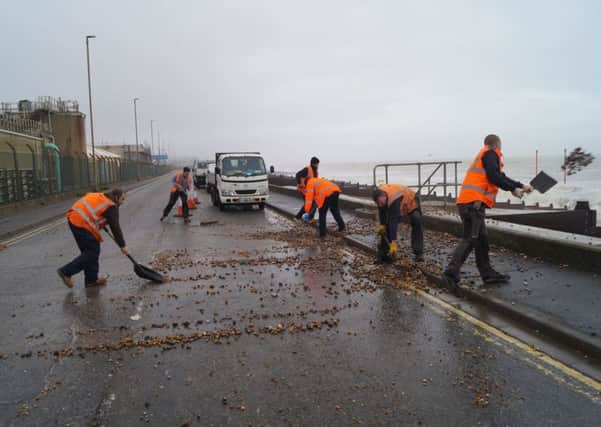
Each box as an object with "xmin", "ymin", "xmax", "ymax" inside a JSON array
[{"xmin": 192, "ymin": 159, "xmax": 210, "ymax": 188}]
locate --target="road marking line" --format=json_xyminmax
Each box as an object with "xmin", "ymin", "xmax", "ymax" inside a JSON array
[
  {"xmin": 270, "ymin": 206, "xmax": 601, "ymax": 401},
  {"xmin": 405, "ymin": 281, "xmax": 601, "ymax": 401},
  {"xmin": 424, "ymin": 297, "xmax": 601, "ymax": 402},
  {"xmin": 1, "ymin": 176, "xmax": 166, "ymax": 248},
  {"xmin": 1, "ymin": 217, "xmax": 66, "ymax": 247}
]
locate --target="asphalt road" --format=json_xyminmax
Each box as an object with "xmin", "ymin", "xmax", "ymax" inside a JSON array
[{"xmin": 1, "ymin": 176, "xmax": 600, "ymax": 426}]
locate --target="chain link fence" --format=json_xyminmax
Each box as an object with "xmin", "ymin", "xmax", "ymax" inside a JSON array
[{"xmin": 0, "ymin": 150, "xmax": 170, "ymax": 205}]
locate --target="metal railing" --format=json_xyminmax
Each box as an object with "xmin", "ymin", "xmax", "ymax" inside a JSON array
[
  {"xmin": 1, "ymin": 97, "xmax": 79, "ymax": 113},
  {"xmin": 373, "ymin": 161, "xmax": 462, "ymax": 208},
  {"xmin": 0, "ymin": 114, "xmax": 51, "ymax": 138}
]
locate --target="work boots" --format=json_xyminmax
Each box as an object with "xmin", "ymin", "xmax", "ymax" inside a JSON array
[
  {"xmin": 85, "ymin": 277, "xmax": 108, "ymax": 288},
  {"xmin": 57, "ymin": 269, "xmax": 73, "ymax": 288},
  {"xmin": 482, "ymin": 271, "xmax": 510, "ymax": 285},
  {"xmin": 439, "ymin": 274, "xmax": 463, "ymax": 297}
]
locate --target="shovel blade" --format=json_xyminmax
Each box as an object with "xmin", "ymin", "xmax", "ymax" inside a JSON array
[
  {"xmin": 133, "ymin": 263, "xmax": 164, "ymax": 283},
  {"xmin": 530, "ymin": 170, "xmax": 557, "ymax": 194}
]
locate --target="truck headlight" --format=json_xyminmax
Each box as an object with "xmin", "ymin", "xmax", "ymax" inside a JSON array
[{"xmin": 221, "ymin": 190, "xmax": 236, "ymax": 196}]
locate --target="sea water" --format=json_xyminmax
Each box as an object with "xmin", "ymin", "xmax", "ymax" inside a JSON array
[{"xmin": 277, "ymin": 155, "xmax": 601, "ymax": 219}]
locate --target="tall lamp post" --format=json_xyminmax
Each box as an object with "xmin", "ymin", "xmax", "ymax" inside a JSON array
[
  {"xmin": 150, "ymin": 119, "xmax": 155, "ymax": 163},
  {"xmin": 85, "ymin": 35, "xmax": 97, "ymax": 190},
  {"xmin": 157, "ymin": 128, "xmax": 161, "ymax": 165},
  {"xmin": 133, "ymin": 97, "xmax": 140, "ymax": 180}
]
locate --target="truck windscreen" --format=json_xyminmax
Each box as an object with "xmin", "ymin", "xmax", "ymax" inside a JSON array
[{"xmin": 221, "ymin": 157, "xmax": 266, "ymax": 177}]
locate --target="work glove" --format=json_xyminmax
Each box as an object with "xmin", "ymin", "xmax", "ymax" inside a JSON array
[
  {"xmin": 522, "ymin": 184, "xmax": 534, "ymax": 193},
  {"xmin": 301, "ymin": 213, "xmax": 311, "ymax": 223},
  {"xmin": 376, "ymin": 224, "xmax": 386, "ymax": 235},
  {"xmin": 388, "ymin": 241, "xmax": 398, "ymax": 257},
  {"xmin": 511, "ymin": 188, "xmax": 524, "ymax": 199}
]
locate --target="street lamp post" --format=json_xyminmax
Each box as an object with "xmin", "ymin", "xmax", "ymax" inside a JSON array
[
  {"xmin": 157, "ymin": 128, "xmax": 161, "ymax": 165},
  {"xmin": 85, "ymin": 35, "xmax": 97, "ymax": 190},
  {"xmin": 133, "ymin": 98, "xmax": 140, "ymax": 180},
  {"xmin": 150, "ymin": 120, "xmax": 155, "ymax": 163}
]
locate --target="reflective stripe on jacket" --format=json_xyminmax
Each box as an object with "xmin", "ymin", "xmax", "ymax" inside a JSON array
[
  {"xmin": 304, "ymin": 177, "xmax": 341, "ymax": 211},
  {"xmin": 379, "ymin": 183, "xmax": 418, "ymax": 216},
  {"xmin": 457, "ymin": 147, "xmax": 504, "ymax": 208},
  {"xmin": 171, "ymin": 172, "xmax": 191, "ymax": 193},
  {"xmin": 67, "ymin": 193, "xmax": 115, "ymax": 242}
]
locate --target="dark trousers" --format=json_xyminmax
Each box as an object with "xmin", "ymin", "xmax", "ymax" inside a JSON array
[
  {"xmin": 295, "ymin": 201, "xmax": 317, "ymax": 219},
  {"xmin": 163, "ymin": 191, "xmax": 189, "ymax": 218},
  {"xmin": 408, "ymin": 209, "xmax": 424, "ymax": 256},
  {"xmin": 444, "ymin": 203, "xmax": 494, "ymax": 282},
  {"xmin": 60, "ymin": 222, "xmax": 100, "ymax": 284},
  {"xmin": 377, "ymin": 236, "xmax": 393, "ymax": 263},
  {"xmin": 378, "ymin": 209, "xmax": 424, "ymax": 262},
  {"xmin": 318, "ymin": 192, "xmax": 345, "ymax": 237}
]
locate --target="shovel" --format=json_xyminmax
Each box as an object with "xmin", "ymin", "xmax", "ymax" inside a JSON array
[
  {"xmin": 530, "ymin": 170, "xmax": 557, "ymax": 194},
  {"xmin": 104, "ymin": 230, "xmax": 165, "ymax": 283}
]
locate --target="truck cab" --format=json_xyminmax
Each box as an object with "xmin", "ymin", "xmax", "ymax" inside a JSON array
[
  {"xmin": 192, "ymin": 159, "xmax": 210, "ymax": 188},
  {"xmin": 207, "ymin": 152, "xmax": 269, "ymax": 210}
]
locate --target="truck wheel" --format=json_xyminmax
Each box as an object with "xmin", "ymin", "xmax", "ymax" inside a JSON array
[
  {"xmin": 211, "ymin": 190, "xmax": 218, "ymax": 207},
  {"xmin": 218, "ymin": 197, "xmax": 225, "ymax": 211}
]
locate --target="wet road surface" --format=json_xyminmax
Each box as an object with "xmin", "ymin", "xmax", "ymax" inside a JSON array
[
  {"xmin": 1, "ymin": 177, "xmax": 600, "ymax": 426},
  {"xmin": 270, "ymin": 191, "xmax": 601, "ymax": 345}
]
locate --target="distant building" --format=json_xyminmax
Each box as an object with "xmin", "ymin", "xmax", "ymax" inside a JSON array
[
  {"xmin": 1, "ymin": 96, "xmax": 86, "ymax": 156},
  {"xmin": 96, "ymin": 144, "xmax": 151, "ymax": 163}
]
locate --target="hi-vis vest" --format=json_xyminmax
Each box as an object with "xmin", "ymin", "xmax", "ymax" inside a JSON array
[
  {"xmin": 171, "ymin": 172, "xmax": 191, "ymax": 193},
  {"xmin": 304, "ymin": 177, "xmax": 341, "ymax": 211},
  {"xmin": 379, "ymin": 183, "xmax": 418, "ymax": 216},
  {"xmin": 297, "ymin": 165, "xmax": 316, "ymax": 194},
  {"xmin": 67, "ymin": 193, "xmax": 115, "ymax": 242},
  {"xmin": 457, "ymin": 146, "xmax": 504, "ymax": 208}
]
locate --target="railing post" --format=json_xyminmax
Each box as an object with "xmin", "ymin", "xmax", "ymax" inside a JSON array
[
  {"xmin": 454, "ymin": 161, "xmax": 458, "ymax": 201},
  {"xmin": 417, "ymin": 163, "xmax": 421, "ymax": 195},
  {"xmin": 385, "ymin": 165, "xmax": 389, "ymax": 184},
  {"xmin": 443, "ymin": 162, "xmax": 447, "ymax": 209}
]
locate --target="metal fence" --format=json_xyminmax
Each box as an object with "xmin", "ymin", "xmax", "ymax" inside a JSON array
[
  {"xmin": 0, "ymin": 114, "xmax": 51, "ymax": 138},
  {"xmin": 0, "ymin": 151, "xmax": 170, "ymax": 205},
  {"xmin": 373, "ymin": 161, "xmax": 462, "ymax": 208}
]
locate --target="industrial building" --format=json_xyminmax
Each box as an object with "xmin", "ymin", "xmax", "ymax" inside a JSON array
[{"xmin": 1, "ymin": 96, "xmax": 162, "ymax": 204}]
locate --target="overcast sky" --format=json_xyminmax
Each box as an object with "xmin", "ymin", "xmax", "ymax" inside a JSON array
[{"xmin": 3, "ymin": 1, "xmax": 600, "ymax": 167}]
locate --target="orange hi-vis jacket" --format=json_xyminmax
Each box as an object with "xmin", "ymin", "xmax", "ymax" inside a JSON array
[
  {"xmin": 296, "ymin": 164, "xmax": 315, "ymax": 195},
  {"xmin": 379, "ymin": 183, "xmax": 418, "ymax": 216},
  {"xmin": 457, "ymin": 146, "xmax": 504, "ymax": 208},
  {"xmin": 304, "ymin": 177, "xmax": 341, "ymax": 212},
  {"xmin": 171, "ymin": 172, "xmax": 191, "ymax": 193},
  {"xmin": 67, "ymin": 193, "xmax": 115, "ymax": 242}
]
